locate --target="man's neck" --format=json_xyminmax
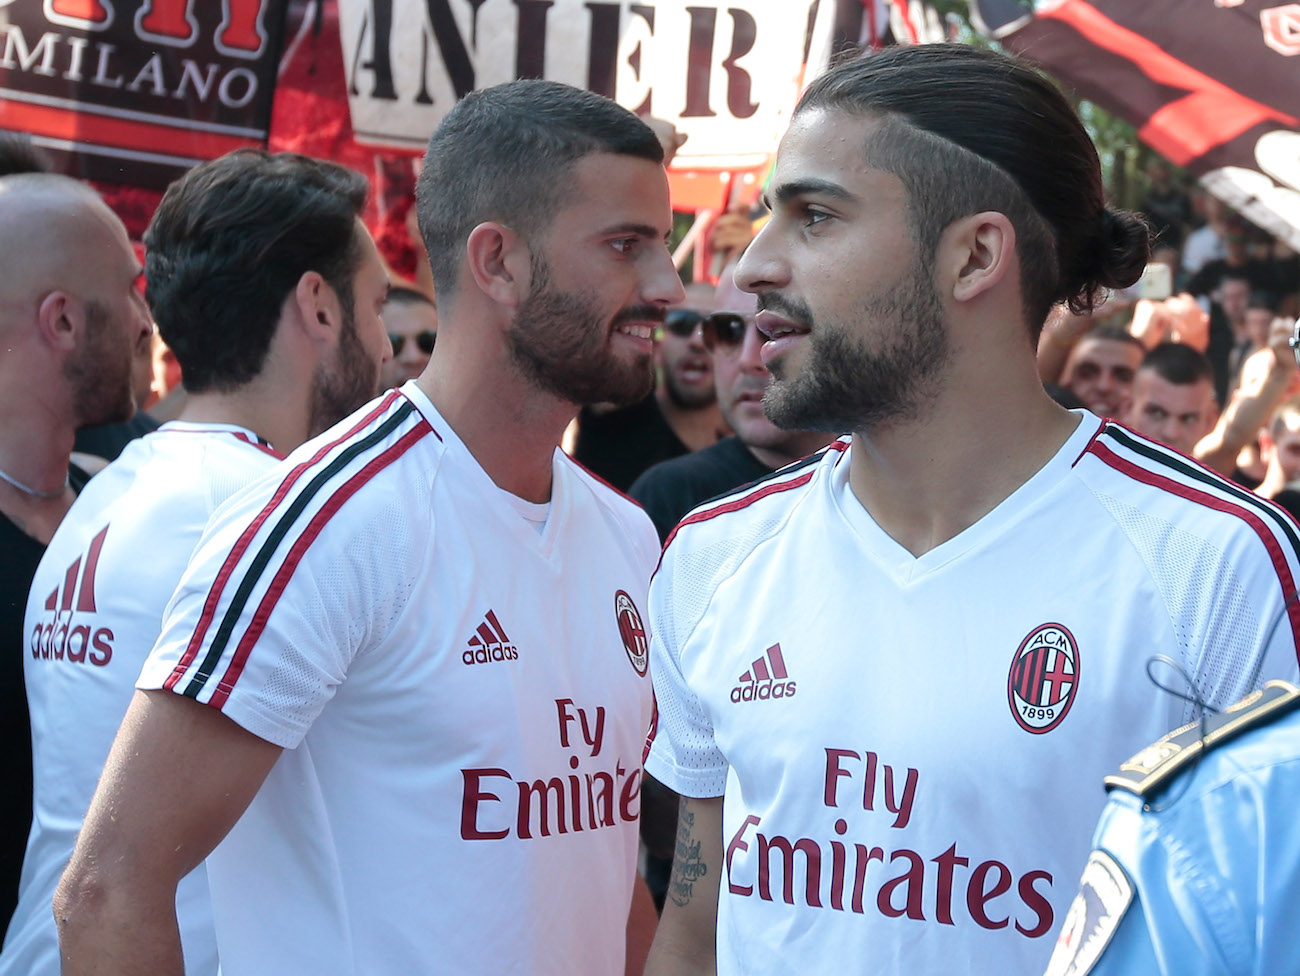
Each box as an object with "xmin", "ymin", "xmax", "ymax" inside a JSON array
[
  {"xmin": 655, "ymin": 387, "xmax": 726, "ymax": 452},
  {"xmin": 0, "ymin": 396, "xmax": 78, "ymax": 542},
  {"xmin": 845, "ymin": 378, "xmax": 1079, "ymax": 559},
  {"xmin": 177, "ymin": 388, "xmax": 311, "ymax": 457}
]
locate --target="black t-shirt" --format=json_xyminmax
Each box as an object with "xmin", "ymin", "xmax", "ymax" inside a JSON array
[
  {"xmin": 630, "ymin": 436, "xmax": 775, "ymax": 542},
  {"xmin": 73, "ymin": 411, "xmax": 159, "ymax": 463},
  {"xmin": 0, "ymin": 463, "xmax": 90, "ymax": 939},
  {"xmin": 571, "ymin": 394, "xmax": 689, "ymax": 492}
]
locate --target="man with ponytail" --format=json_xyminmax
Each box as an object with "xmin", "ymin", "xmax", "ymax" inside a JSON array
[{"xmin": 644, "ymin": 44, "xmax": 1300, "ymax": 976}]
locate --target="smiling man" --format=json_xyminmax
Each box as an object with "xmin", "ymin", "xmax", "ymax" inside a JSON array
[
  {"xmin": 56, "ymin": 81, "xmax": 678, "ymax": 975},
  {"xmin": 643, "ymin": 45, "xmax": 1300, "ymax": 976}
]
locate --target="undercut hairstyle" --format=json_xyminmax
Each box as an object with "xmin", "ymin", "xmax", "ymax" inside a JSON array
[
  {"xmin": 416, "ymin": 79, "xmax": 663, "ymax": 299},
  {"xmin": 0, "ymin": 131, "xmax": 51, "ymax": 176},
  {"xmin": 144, "ymin": 149, "xmax": 368, "ymax": 393},
  {"xmin": 1140, "ymin": 342, "xmax": 1216, "ymax": 391},
  {"xmin": 385, "ymin": 285, "xmax": 436, "ymax": 310},
  {"xmin": 796, "ymin": 44, "xmax": 1149, "ymax": 336}
]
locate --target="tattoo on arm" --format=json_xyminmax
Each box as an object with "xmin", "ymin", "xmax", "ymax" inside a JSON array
[{"xmin": 668, "ymin": 800, "xmax": 708, "ymax": 908}]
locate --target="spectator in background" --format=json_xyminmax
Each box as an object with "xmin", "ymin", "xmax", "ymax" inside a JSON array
[
  {"xmin": 1181, "ymin": 193, "xmax": 1229, "ymax": 277},
  {"xmin": 571, "ymin": 281, "xmax": 727, "ymax": 489},
  {"xmin": 0, "ymin": 174, "xmax": 153, "ymax": 937},
  {"xmin": 1138, "ymin": 159, "xmax": 1191, "ymax": 250},
  {"xmin": 381, "ymin": 286, "xmax": 437, "ymax": 390},
  {"xmin": 1255, "ymin": 396, "xmax": 1300, "ymax": 500},
  {"xmin": 631, "ymin": 271, "xmax": 832, "ymax": 543},
  {"xmin": 1123, "ymin": 343, "xmax": 1218, "ymax": 455},
  {"xmin": 1060, "ymin": 326, "xmax": 1145, "ymax": 419}
]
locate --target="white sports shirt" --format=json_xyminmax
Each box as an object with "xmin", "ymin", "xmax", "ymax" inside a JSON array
[
  {"xmin": 645, "ymin": 413, "xmax": 1300, "ymax": 976},
  {"xmin": 136, "ymin": 384, "xmax": 658, "ymax": 976},
  {"xmin": 3, "ymin": 423, "xmax": 282, "ymax": 976}
]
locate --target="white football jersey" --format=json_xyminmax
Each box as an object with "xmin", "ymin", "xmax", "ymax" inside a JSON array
[
  {"xmin": 136, "ymin": 384, "xmax": 659, "ymax": 976},
  {"xmin": 3, "ymin": 423, "xmax": 282, "ymax": 976},
  {"xmin": 645, "ymin": 413, "xmax": 1300, "ymax": 976}
]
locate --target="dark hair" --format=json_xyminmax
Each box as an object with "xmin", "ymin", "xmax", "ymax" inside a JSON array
[
  {"xmin": 144, "ymin": 149, "xmax": 368, "ymax": 393},
  {"xmin": 795, "ymin": 44, "xmax": 1149, "ymax": 334},
  {"xmin": 415, "ymin": 79, "xmax": 663, "ymax": 299},
  {"xmin": 385, "ymin": 285, "xmax": 435, "ymax": 309},
  {"xmin": 0, "ymin": 131, "xmax": 51, "ymax": 176},
  {"xmin": 1140, "ymin": 342, "xmax": 1215, "ymax": 389}
]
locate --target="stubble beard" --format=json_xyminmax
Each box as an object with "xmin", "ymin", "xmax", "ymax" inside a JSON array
[
  {"xmin": 762, "ymin": 264, "xmax": 950, "ymax": 435},
  {"xmin": 66, "ymin": 299, "xmax": 137, "ymax": 427},
  {"xmin": 507, "ymin": 254, "xmax": 656, "ymax": 407},
  {"xmin": 309, "ymin": 301, "xmax": 380, "ymax": 438}
]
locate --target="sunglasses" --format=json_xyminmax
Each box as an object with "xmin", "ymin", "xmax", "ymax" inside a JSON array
[
  {"xmin": 389, "ymin": 331, "xmax": 436, "ymax": 356},
  {"xmin": 699, "ymin": 312, "xmax": 754, "ymax": 353}
]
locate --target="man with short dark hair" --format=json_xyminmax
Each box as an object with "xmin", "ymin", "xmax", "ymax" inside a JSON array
[
  {"xmin": 1, "ymin": 150, "xmax": 391, "ymax": 976},
  {"xmin": 380, "ymin": 286, "xmax": 437, "ymax": 390},
  {"xmin": 57, "ymin": 81, "xmax": 679, "ymax": 975},
  {"xmin": 1124, "ymin": 342, "xmax": 1219, "ymax": 455},
  {"xmin": 0, "ymin": 174, "xmax": 153, "ymax": 935},
  {"xmin": 644, "ymin": 44, "xmax": 1299, "ymax": 976},
  {"xmin": 1061, "ymin": 326, "xmax": 1145, "ymax": 418}
]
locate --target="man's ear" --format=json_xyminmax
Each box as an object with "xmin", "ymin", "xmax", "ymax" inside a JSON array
[
  {"xmin": 465, "ymin": 222, "xmax": 530, "ymax": 308},
  {"xmin": 291, "ymin": 270, "xmax": 341, "ymax": 342},
  {"xmin": 36, "ymin": 290, "xmax": 80, "ymax": 352},
  {"xmin": 940, "ymin": 211, "xmax": 1016, "ymax": 305}
]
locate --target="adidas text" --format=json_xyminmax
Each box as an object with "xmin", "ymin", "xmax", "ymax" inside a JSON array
[{"xmin": 732, "ymin": 680, "xmax": 797, "ymax": 703}]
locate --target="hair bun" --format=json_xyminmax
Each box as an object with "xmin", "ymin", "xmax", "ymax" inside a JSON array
[{"xmin": 1062, "ymin": 208, "xmax": 1150, "ymax": 314}]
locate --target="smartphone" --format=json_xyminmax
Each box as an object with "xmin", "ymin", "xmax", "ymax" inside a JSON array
[{"xmin": 1136, "ymin": 263, "xmax": 1172, "ymax": 301}]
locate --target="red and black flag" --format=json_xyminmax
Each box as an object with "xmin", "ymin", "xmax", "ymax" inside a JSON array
[
  {"xmin": 0, "ymin": 0, "xmax": 288, "ymax": 189},
  {"xmin": 972, "ymin": 0, "xmax": 1300, "ymax": 249}
]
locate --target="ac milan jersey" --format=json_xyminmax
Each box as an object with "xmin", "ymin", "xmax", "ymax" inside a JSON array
[
  {"xmin": 644, "ymin": 413, "xmax": 1300, "ymax": 976},
  {"xmin": 3, "ymin": 423, "xmax": 281, "ymax": 976},
  {"xmin": 136, "ymin": 384, "xmax": 658, "ymax": 976}
]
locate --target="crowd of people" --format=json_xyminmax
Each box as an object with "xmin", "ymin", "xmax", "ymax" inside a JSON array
[{"xmin": 0, "ymin": 40, "xmax": 1297, "ymax": 976}]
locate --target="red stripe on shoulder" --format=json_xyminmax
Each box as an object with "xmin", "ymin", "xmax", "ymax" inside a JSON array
[
  {"xmin": 1070, "ymin": 417, "xmax": 1108, "ymax": 468},
  {"xmin": 564, "ymin": 454, "xmax": 641, "ymax": 506},
  {"xmin": 206, "ymin": 420, "xmax": 432, "ymax": 708},
  {"xmin": 659, "ymin": 469, "xmax": 816, "ymax": 555},
  {"xmin": 163, "ymin": 392, "xmax": 403, "ymax": 692},
  {"xmin": 1088, "ymin": 440, "xmax": 1300, "ymax": 662}
]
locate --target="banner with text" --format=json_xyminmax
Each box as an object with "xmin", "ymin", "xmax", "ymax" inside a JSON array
[
  {"xmin": 973, "ymin": 0, "xmax": 1300, "ymax": 250},
  {"xmin": 338, "ymin": 0, "xmax": 835, "ymax": 172},
  {"xmin": 0, "ymin": 0, "xmax": 287, "ymax": 188}
]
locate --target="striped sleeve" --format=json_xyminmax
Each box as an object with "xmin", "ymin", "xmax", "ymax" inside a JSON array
[
  {"xmin": 137, "ymin": 393, "xmax": 436, "ymax": 747},
  {"xmin": 1080, "ymin": 424, "xmax": 1300, "ymax": 707}
]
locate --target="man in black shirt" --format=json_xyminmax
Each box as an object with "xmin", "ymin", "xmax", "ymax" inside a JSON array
[{"xmin": 0, "ymin": 174, "xmax": 152, "ymax": 937}]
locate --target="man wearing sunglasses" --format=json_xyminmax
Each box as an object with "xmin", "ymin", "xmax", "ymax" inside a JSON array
[
  {"xmin": 632, "ymin": 272, "xmax": 832, "ymax": 543},
  {"xmin": 380, "ymin": 286, "xmax": 437, "ymax": 390},
  {"xmin": 572, "ymin": 282, "xmax": 727, "ymax": 490},
  {"xmin": 644, "ymin": 45, "xmax": 1300, "ymax": 976}
]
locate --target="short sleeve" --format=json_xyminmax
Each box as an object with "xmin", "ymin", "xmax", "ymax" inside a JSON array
[
  {"xmin": 138, "ymin": 403, "xmax": 435, "ymax": 747},
  {"xmin": 643, "ymin": 541, "xmax": 729, "ymax": 797}
]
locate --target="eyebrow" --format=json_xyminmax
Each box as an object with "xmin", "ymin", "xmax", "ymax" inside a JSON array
[
  {"xmin": 602, "ymin": 222, "xmax": 670, "ymax": 243},
  {"xmin": 763, "ymin": 178, "xmax": 855, "ymax": 210}
]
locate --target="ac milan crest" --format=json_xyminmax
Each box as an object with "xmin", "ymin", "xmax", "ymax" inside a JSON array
[
  {"xmin": 1007, "ymin": 623, "xmax": 1079, "ymax": 734},
  {"xmin": 615, "ymin": 590, "xmax": 648, "ymax": 676}
]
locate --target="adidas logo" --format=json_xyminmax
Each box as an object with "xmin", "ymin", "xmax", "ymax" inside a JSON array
[
  {"xmin": 29, "ymin": 525, "xmax": 114, "ymax": 667},
  {"xmin": 731, "ymin": 643, "xmax": 796, "ymax": 703},
  {"xmin": 462, "ymin": 609, "xmax": 519, "ymax": 665}
]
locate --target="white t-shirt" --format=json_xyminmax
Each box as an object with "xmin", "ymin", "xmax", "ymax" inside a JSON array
[
  {"xmin": 137, "ymin": 384, "xmax": 659, "ymax": 976},
  {"xmin": 2, "ymin": 423, "xmax": 282, "ymax": 976},
  {"xmin": 645, "ymin": 412, "xmax": 1300, "ymax": 976}
]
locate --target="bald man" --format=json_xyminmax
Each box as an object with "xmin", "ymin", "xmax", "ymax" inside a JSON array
[{"xmin": 0, "ymin": 174, "xmax": 152, "ymax": 933}]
